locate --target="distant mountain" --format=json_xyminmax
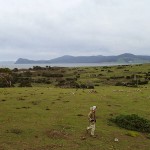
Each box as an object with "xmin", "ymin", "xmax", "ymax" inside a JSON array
[
  {"xmin": 15, "ymin": 53, "xmax": 150, "ymax": 64},
  {"xmin": 15, "ymin": 58, "xmax": 51, "ymax": 64}
]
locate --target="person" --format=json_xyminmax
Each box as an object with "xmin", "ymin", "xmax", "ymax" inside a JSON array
[{"xmin": 86, "ymin": 106, "xmax": 97, "ymax": 137}]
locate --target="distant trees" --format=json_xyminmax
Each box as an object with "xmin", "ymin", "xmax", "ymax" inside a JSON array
[
  {"xmin": 19, "ymin": 78, "xmax": 32, "ymax": 87},
  {"xmin": 0, "ymin": 68, "xmax": 13, "ymax": 87},
  {"xmin": 0, "ymin": 64, "xmax": 149, "ymax": 88}
]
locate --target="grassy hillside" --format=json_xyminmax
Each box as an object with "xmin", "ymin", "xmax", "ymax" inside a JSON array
[{"xmin": 0, "ymin": 64, "xmax": 150, "ymax": 150}]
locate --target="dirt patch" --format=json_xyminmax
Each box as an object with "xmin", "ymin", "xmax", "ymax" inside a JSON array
[
  {"xmin": 21, "ymin": 144, "xmax": 63, "ymax": 150},
  {"xmin": 0, "ymin": 145, "xmax": 5, "ymax": 150},
  {"xmin": 46, "ymin": 129, "xmax": 70, "ymax": 139}
]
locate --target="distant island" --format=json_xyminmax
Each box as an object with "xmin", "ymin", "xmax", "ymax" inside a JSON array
[{"xmin": 15, "ymin": 53, "xmax": 150, "ymax": 64}]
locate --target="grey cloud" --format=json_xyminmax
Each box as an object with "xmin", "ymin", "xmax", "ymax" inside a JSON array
[{"xmin": 0, "ymin": 0, "xmax": 150, "ymax": 60}]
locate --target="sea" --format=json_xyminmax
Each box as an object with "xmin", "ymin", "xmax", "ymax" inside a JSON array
[{"xmin": 0, "ymin": 62, "xmax": 134, "ymax": 69}]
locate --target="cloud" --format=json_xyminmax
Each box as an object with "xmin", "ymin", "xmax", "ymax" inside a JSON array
[{"xmin": 0, "ymin": 0, "xmax": 150, "ymax": 60}]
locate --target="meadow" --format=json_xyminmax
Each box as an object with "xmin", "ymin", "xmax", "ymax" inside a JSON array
[{"xmin": 0, "ymin": 64, "xmax": 150, "ymax": 150}]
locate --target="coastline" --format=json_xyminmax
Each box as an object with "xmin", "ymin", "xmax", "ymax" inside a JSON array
[{"xmin": 0, "ymin": 62, "xmax": 140, "ymax": 69}]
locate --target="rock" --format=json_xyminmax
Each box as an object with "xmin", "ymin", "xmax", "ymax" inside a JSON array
[{"xmin": 114, "ymin": 138, "xmax": 119, "ymax": 142}]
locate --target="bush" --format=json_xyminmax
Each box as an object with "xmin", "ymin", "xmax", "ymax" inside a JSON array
[
  {"xmin": 19, "ymin": 78, "xmax": 32, "ymax": 87},
  {"xmin": 0, "ymin": 73, "xmax": 13, "ymax": 87},
  {"xmin": 110, "ymin": 76, "xmax": 124, "ymax": 79},
  {"xmin": 0, "ymin": 78, "xmax": 8, "ymax": 87},
  {"xmin": 126, "ymin": 76, "xmax": 131, "ymax": 79},
  {"xmin": 110, "ymin": 114, "xmax": 150, "ymax": 133},
  {"xmin": 80, "ymin": 84, "xmax": 87, "ymax": 89},
  {"xmin": 115, "ymin": 82, "xmax": 126, "ymax": 86}
]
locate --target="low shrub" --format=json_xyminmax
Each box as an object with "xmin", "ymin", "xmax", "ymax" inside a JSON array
[
  {"xmin": 110, "ymin": 114, "xmax": 150, "ymax": 133},
  {"xmin": 19, "ymin": 79, "xmax": 32, "ymax": 87},
  {"xmin": 115, "ymin": 82, "xmax": 125, "ymax": 86}
]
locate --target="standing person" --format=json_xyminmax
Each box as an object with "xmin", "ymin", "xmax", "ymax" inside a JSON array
[{"xmin": 86, "ymin": 106, "xmax": 97, "ymax": 137}]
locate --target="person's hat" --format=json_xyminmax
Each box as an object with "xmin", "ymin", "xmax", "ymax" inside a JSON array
[{"xmin": 92, "ymin": 106, "xmax": 97, "ymax": 110}]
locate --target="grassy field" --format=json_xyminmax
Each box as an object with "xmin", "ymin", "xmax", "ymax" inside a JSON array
[
  {"xmin": 0, "ymin": 64, "xmax": 150, "ymax": 150},
  {"xmin": 1, "ymin": 86, "xmax": 150, "ymax": 150}
]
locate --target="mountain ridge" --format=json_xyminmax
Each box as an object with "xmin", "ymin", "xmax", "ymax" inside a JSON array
[{"xmin": 15, "ymin": 53, "xmax": 150, "ymax": 64}]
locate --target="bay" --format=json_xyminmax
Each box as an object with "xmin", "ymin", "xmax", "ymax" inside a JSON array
[{"xmin": 0, "ymin": 62, "xmax": 131, "ymax": 69}]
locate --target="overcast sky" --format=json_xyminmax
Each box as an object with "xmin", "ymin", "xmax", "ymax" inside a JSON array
[{"xmin": 0, "ymin": 0, "xmax": 150, "ymax": 61}]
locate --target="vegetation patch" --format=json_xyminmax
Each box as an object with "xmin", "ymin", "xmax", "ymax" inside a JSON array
[
  {"xmin": 6, "ymin": 128, "xmax": 23, "ymax": 135},
  {"xmin": 22, "ymin": 106, "xmax": 31, "ymax": 109},
  {"xmin": 18, "ymin": 97, "xmax": 25, "ymax": 101},
  {"xmin": 31, "ymin": 100, "xmax": 41, "ymax": 105},
  {"xmin": 110, "ymin": 114, "xmax": 150, "ymax": 133},
  {"xmin": 125, "ymin": 131, "xmax": 140, "ymax": 137},
  {"xmin": 46, "ymin": 129, "xmax": 70, "ymax": 139},
  {"xmin": 77, "ymin": 114, "xmax": 84, "ymax": 117},
  {"xmin": 19, "ymin": 78, "xmax": 32, "ymax": 87},
  {"xmin": 1, "ymin": 64, "xmax": 150, "ymax": 149}
]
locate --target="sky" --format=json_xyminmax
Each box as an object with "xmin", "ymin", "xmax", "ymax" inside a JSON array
[{"xmin": 0, "ymin": 0, "xmax": 150, "ymax": 61}]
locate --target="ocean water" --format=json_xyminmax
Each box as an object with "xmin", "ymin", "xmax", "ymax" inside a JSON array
[{"xmin": 0, "ymin": 62, "xmax": 130, "ymax": 69}]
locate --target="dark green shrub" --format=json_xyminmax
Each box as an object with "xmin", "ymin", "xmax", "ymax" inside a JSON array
[
  {"xmin": 19, "ymin": 78, "xmax": 32, "ymax": 87},
  {"xmin": 45, "ymin": 80, "xmax": 51, "ymax": 84},
  {"xmin": 110, "ymin": 114, "xmax": 150, "ymax": 133},
  {"xmin": 0, "ymin": 68, "xmax": 11, "ymax": 73},
  {"xmin": 138, "ymin": 80, "xmax": 149, "ymax": 85},
  {"xmin": 87, "ymin": 85, "xmax": 94, "ymax": 89},
  {"xmin": 23, "ymin": 71, "xmax": 32, "ymax": 77},
  {"xmin": 0, "ymin": 73, "xmax": 13, "ymax": 87},
  {"xmin": 0, "ymin": 78, "xmax": 8, "ymax": 87},
  {"xmin": 110, "ymin": 76, "xmax": 124, "ymax": 79},
  {"xmin": 12, "ymin": 68, "xmax": 19, "ymax": 72},
  {"xmin": 108, "ymin": 70, "xmax": 113, "ymax": 73},
  {"xmin": 115, "ymin": 82, "xmax": 124, "ymax": 86},
  {"xmin": 80, "ymin": 84, "xmax": 87, "ymax": 89},
  {"xmin": 126, "ymin": 76, "xmax": 131, "ymax": 79}
]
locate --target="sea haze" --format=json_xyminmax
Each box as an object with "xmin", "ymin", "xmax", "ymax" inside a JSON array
[{"xmin": 0, "ymin": 62, "xmax": 131, "ymax": 69}]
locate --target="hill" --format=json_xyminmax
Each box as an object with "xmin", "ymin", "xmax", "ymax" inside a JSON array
[{"xmin": 15, "ymin": 53, "xmax": 150, "ymax": 64}]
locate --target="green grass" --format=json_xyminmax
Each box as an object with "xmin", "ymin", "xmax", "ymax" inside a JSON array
[
  {"xmin": 1, "ymin": 85, "xmax": 150, "ymax": 150},
  {"xmin": 1, "ymin": 64, "xmax": 150, "ymax": 149}
]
